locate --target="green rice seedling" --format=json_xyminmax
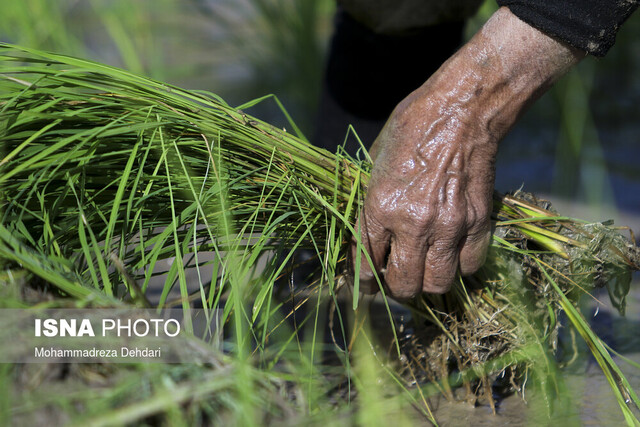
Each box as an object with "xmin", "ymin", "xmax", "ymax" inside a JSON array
[
  {"xmin": 0, "ymin": 41, "xmax": 368, "ymax": 423},
  {"xmin": 0, "ymin": 43, "xmax": 360, "ymax": 306},
  {"xmin": 1, "ymin": 43, "xmax": 639, "ymax": 424}
]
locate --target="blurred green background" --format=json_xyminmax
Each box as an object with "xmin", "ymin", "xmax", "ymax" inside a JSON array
[
  {"xmin": 0, "ymin": 0, "xmax": 335, "ymax": 135},
  {"xmin": 1, "ymin": 0, "xmax": 639, "ymax": 223},
  {"xmin": 2, "ymin": 2, "xmax": 639, "ymax": 424}
]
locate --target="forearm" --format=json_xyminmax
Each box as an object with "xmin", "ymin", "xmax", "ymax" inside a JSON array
[
  {"xmin": 404, "ymin": 7, "xmax": 583, "ymax": 147},
  {"xmin": 471, "ymin": 7, "xmax": 584, "ymax": 135}
]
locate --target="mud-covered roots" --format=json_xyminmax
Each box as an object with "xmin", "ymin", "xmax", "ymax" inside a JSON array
[{"xmin": 395, "ymin": 191, "xmax": 640, "ymax": 407}]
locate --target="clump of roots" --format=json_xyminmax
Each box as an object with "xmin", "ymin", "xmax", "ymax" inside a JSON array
[{"xmin": 395, "ymin": 191, "xmax": 640, "ymax": 409}]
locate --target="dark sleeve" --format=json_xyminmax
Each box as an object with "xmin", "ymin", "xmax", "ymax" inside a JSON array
[{"xmin": 496, "ymin": 0, "xmax": 639, "ymax": 56}]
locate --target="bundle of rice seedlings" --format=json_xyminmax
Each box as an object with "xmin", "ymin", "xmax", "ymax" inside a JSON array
[
  {"xmin": 0, "ymin": 43, "xmax": 363, "ymax": 313},
  {"xmin": 1, "ymin": 44, "xmax": 638, "ymax": 423}
]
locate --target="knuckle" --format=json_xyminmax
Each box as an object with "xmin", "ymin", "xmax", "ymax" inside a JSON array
[
  {"xmin": 438, "ymin": 209, "xmax": 465, "ymax": 230},
  {"xmin": 359, "ymin": 208, "xmax": 385, "ymax": 237},
  {"xmin": 404, "ymin": 204, "xmax": 436, "ymax": 229},
  {"xmin": 366, "ymin": 191, "xmax": 395, "ymax": 220},
  {"xmin": 430, "ymin": 222, "xmax": 464, "ymax": 250}
]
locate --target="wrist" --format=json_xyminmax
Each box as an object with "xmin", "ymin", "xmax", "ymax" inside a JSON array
[
  {"xmin": 477, "ymin": 7, "xmax": 583, "ymax": 132},
  {"xmin": 471, "ymin": 7, "xmax": 583, "ymax": 135},
  {"xmin": 409, "ymin": 7, "xmax": 583, "ymax": 142}
]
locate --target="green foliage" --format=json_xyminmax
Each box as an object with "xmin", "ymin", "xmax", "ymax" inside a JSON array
[{"xmin": 1, "ymin": 44, "xmax": 639, "ymax": 425}]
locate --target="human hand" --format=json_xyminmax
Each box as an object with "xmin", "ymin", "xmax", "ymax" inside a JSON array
[
  {"xmin": 351, "ymin": 7, "xmax": 583, "ymax": 300},
  {"xmin": 352, "ymin": 69, "xmax": 497, "ymax": 299}
]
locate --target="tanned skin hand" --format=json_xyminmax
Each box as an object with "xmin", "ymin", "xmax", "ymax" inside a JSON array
[{"xmin": 352, "ymin": 7, "xmax": 584, "ymax": 300}]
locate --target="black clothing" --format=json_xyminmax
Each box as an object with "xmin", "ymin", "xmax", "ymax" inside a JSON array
[
  {"xmin": 315, "ymin": 10, "xmax": 465, "ymax": 155},
  {"xmin": 498, "ymin": 0, "xmax": 639, "ymax": 57},
  {"xmin": 325, "ymin": 10, "xmax": 465, "ymax": 121}
]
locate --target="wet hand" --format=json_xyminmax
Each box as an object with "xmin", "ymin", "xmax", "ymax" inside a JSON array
[
  {"xmin": 352, "ymin": 78, "xmax": 497, "ymax": 299},
  {"xmin": 351, "ymin": 7, "xmax": 583, "ymax": 299}
]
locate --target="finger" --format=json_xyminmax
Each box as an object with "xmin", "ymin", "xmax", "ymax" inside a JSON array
[
  {"xmin": 459, "ymin": 193, "xmax": 492, "ymax": 275},
  {"xmin": 459, "ymin": 219, "xmax": 491, "ymax": 276},
  {"xmin": 423, "ymin": 238, "xmax": 461, "ymax": 294},
  {"xmin": 420, "ymin": 173, "xmax": 465, "ymax": 293},
  {"xmin": 383, "ymin": 232, "xmax": 427, "ymax": 300},
  {"xmin": 350, "ymin": 211, "xmax": 389, "ymax": 294}
]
